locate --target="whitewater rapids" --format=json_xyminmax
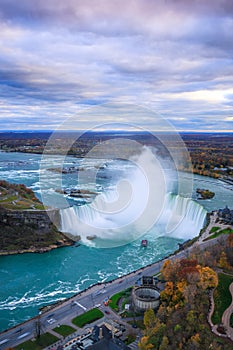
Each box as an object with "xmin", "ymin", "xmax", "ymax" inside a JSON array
[{"xmin": 59, "ymin": 147, "xmax": 207, "ymax": 248}]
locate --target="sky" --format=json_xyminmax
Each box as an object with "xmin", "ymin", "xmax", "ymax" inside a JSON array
[{"xmin": 0, "ymin": 0, "xmax": 233, "ymax": 132}]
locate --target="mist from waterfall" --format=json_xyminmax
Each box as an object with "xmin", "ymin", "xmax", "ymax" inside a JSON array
[{"xmin": 59, "ymin": 147, "xmax": 207, "ymax": 247}]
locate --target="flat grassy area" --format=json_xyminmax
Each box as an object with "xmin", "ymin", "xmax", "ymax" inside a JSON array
[
  {"xmin": 53, "ymin": 324, "xmax": 76, "ymax": 337},
  {"xmin": 109, "ymin": 288, "xmax": 132, "ymax": 312},
  {"xmin": 15, "ymin": 332, "xmax": 58, "ymax": 350},
  {"xmin": 109, "ymin": 291, "xmax": 125, "ymax": 311},
  {"xmin": 212, "ymin": 273, "xmax": 233, "ymax": 325},
  {"xmin": 210, "ymin": 226, "xmax": 220, "ymax": 233},
  {"xmin": 204, "ymin": 228, "xmax": 233, "ymax": 241},
  {"xmin": 72, "ymin": 308, "xmax": 104, "ymax": 328}
]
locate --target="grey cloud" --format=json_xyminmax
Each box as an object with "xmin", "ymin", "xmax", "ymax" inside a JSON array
[{"xmin": 0, "ymin": 0, "xmax": 232, "ymax": 131}]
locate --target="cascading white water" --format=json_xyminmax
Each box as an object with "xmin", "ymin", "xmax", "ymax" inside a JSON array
[
  {"xmin": 60, "ymin": 192, "xmax": 206, "ymax": 246},
  {"xmin": 59, "ymin": 147, "xmax": 207, "ymax": 247},
  {"xmin": 156, "ymin": 193, "xmax": 207, "ymax": 240}
]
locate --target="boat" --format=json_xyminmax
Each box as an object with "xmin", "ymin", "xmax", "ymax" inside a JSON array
[{"xmin": 141, "ymin": 239, "xmax": 148, "ymax": 247}]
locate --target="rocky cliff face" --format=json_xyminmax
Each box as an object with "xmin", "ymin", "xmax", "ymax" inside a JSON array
[
  {"xmin": 0, "ymin": 207, "xmax": 74, "ymax": 254},
  {"xmin": 0, "ymin": 208, "xmax": 58, "ymax": 232}
]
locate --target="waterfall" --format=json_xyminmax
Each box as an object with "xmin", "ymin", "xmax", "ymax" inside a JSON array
[
  {"xmin": 60, "ymin": 193, "xmax": 207, "ymax": 247},
  {"xmin": 59, "ymin": 147, "xmax": 207, "ymax": 247},
  {"xmin": 157, "ymin": 193, "xmax": 207, "ymax": 240}
]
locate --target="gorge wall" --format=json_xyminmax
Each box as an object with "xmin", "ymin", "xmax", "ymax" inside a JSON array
[{"xmin": 0, "ymin": 208, "xmax": 74, "ymax": 254}]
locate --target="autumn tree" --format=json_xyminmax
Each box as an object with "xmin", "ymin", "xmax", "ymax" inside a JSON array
[
  {"xmin": 144, "ymin": 308, "xmax": 156, "ymax": 330},
  {"xmin": 159, "ymin": 335, "xmax": 169, "ymax": 350},
  {"xmin": 138, "ymin": 336, "xmax": 154, "ymax": 350},
  {"xmin": 161, "ymin": 259, "xmax": 180, "ymax": 283},
  {"xmin": 218, "ymin": 251, "xmax": 230, "ymax": 270},
  {"xmin": 198, "ymin": 266, "xmax": 218, "ymax": 290}
]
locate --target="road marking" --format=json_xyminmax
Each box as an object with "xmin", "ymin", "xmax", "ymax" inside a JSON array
[
  {"xmin": 0, "ymin": 339, "xmax": 9, "ymax": 345},
  {"xmin": 74, "ymin": 301, "xmax": 87, "ymax": 310},
  {"xmin": 94, "ymin": 289, "xmax": 106, "ymax": 296}
]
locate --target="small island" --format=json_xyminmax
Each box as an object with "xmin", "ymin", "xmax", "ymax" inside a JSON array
[
  {"xmin": 0, "ymin": 180, "xmax": 74, "ymax": 255},
  {"xmin": 196, "ymin": 188, "xmax": 215, "ymax": 200}
]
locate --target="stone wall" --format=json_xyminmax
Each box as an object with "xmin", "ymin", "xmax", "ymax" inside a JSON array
[{"xmin": 132, "ymin": 286, "xmax": 160, "ymax": 311}]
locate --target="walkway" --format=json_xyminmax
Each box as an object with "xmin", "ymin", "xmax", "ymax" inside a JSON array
[
  {"xmin": 208, "ymin": 288, "xmax": 227, "ymax": 338},
  {"xmin": 196, "ymin": 211, "xmax": 231, "ymax": 243},
  {"xmin": 222, "ymin": 282, "xmax": 233, "ymax": 339},
  {"xmin": 208, "ymin": 279, "xmax": 233, "ymax": 341}
]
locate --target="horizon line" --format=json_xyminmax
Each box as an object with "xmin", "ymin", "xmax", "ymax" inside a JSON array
[{"xmin": 0, "ymin": 129, "xmax": 232, "ymax": 134}]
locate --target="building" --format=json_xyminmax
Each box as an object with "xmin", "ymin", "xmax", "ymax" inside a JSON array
[
  {"xmin": 132, "ymin": 275, "xmax": 161, "ymax": 311},
  {"xmin": 218, "ymin": 206, "xmax": 233, "ymax": 224},
  {"xmin": 61, "ymin": 322, "xmax": 129, "ymax": 350},
  {"xmin": 87, "ymin": 325, "xmax": 130, "ymax": 350}
]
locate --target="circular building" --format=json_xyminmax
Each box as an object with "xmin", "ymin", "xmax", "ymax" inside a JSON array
[{"xmin": 132, "ymin": 286, "xmax": 160, "ymax": 311}]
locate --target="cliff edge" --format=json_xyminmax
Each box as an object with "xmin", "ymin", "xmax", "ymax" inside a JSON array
[{"xmin": 0, "ymin": 180, "xmax": 74, "ymax": 254}]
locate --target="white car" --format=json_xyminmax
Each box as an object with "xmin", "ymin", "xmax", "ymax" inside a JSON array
[{"xmin": 47, "ymin": 318, "xmax": 56, "ymax": 325}]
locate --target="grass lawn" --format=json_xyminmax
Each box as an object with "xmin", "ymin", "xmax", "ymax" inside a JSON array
[
  {"xmin": 205, "ymin": 228, "xmax": 233, "ymax": 241},
  {"xmin": 53, "ymin": 324, "xmax": 76, "ymax": 337},
  {"xmin": 15, "ymin": 332, "xmax": 59, "ymax": 350},
  {"xmin": 109, "ymin": 288, "xmax": 132, "ymax": 312},
  {"xmin": 212, "ymin": 273, "xmax": 233, "ymax": 325},
  {"xmin": 72, "ymin": 308, "xmax": 103, "ymax": 328},
  {"xmin": 210, "ymin": 226, "xmax": 220, "ymax": 233},
  {"xmin": 108, "ymin": 291, "xmax": 125, "ymax": 311}
]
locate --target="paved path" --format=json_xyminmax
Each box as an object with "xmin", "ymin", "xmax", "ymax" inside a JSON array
[
  {"xmin": 208, "ymin": 288, "xmax": 228, "ymax": 338},
  {"xmin": 196, "ymin": 211, "xmax": 231, "ymax": 243},
  {"xmin": 208, "ymin": 276, "xmax": 233, "ymax": 341},
  {"xmin": 222, "ymin": 282, "xmax": 233, "ymax": 340}
]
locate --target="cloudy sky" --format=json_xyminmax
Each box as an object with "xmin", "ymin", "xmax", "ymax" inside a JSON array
[{"xmin": 0, "ymin": 0, "xmax": 233, "ymax": 132}]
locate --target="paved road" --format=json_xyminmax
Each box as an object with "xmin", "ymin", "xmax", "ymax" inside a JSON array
[
  {"xmin": 0, "ymin": 257, "xmax": 165, "ymax": 349},
  {"xmin": 0, "ymin": 232, "xmax": 223, "ymax": 349}
]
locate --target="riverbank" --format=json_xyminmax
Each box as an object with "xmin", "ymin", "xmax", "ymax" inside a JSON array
[{"xmin": 0, "ymin": 239, "xmax": 74, "ymax": 256}]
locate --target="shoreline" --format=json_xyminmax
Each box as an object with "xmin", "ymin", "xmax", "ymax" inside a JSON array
[
  {"xmin": 0, "ymin": 240, "xmax": 74, "ymax": 256},
  {"xmin": 1, "ymin": 149, "xmax": 232, "ymax": 181}
]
